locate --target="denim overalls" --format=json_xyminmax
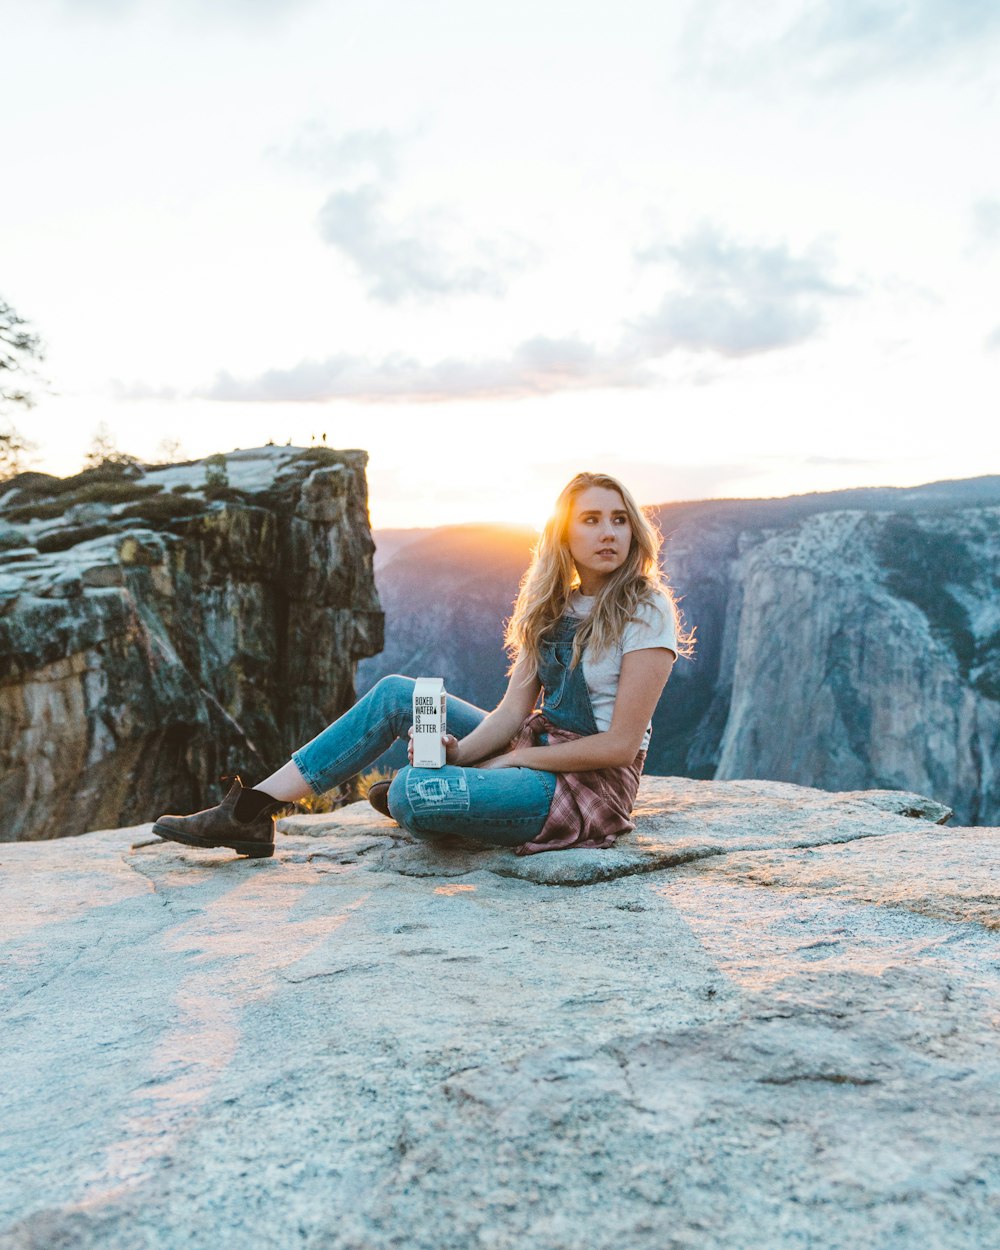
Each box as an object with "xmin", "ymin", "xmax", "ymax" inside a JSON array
[
  {"xmin": 291, "ymin": 615, "xmax": 600, "ymax": 847},
  {"xmin": 534, "ymin": 615, "xmax": 600, "ymax": 737}
]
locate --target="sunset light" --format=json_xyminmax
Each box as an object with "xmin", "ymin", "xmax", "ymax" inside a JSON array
[{"xmin": 3, "ymin": 2, "xmax": 997, "ymax": 528}]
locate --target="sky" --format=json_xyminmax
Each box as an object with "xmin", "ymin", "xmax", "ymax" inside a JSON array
[{"xmin": 2, "ymin": 0, "xmax": 999, "ymax": 529}]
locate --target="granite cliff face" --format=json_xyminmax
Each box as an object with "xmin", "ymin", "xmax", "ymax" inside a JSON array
[
  {"xmin": 361, "ymin": 477, "xmax": 1000, "ymax": 825},
  {"xmin": 660, "ymin": 492, "xmax": 1000, "ymax": 826},
  {"xmin": 0, "ymin": 446, "xmax": 383, "ymax": 840}
]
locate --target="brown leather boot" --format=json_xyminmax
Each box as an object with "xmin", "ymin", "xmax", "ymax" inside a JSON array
[
  {"xmin": 152, "ymin": 778, "xmax": 280, "ymax": 858},
  {"xmin": 367, "ymin": 779, "xmax": 393, "ymax": 819}
]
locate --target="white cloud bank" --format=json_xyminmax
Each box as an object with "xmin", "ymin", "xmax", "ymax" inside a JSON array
[
  {"xmin": 205, "ymin": 336, "xmax": 652, "ymax": 404},
  {"xmin": 683, "ymin": 0, "xmax": 1000, "ymax": 87},
  {"xmin": 187, "ymin": 223, "xmax": 856, "ymax": 402},
  {"xmin": 56, "ymin": 0, "xmax": 319, "ymax": 23}
]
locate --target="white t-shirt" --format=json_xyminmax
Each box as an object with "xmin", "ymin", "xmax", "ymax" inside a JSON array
[{"xmin": 565, "ymin": 590, "xmax": 678, "ymax": 751}]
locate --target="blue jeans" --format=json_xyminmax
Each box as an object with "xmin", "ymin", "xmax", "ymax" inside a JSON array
[{"xmin": 291, "ymin": 675, "xmax": 557, "ymax": 847}]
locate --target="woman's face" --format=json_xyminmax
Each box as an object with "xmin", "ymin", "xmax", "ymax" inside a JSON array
[{"xmin": 565, "ymin": 485, "xmax": 633, "ymax": 594}]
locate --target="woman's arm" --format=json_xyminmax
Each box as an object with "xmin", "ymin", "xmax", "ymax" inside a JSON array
[
  {"xmin": 438, "ymin": 653, "xmax": 542, "ymax": 767},
  {"xmin": 483, "ymin": 647, "xmax": 675, "ymax": 772}
]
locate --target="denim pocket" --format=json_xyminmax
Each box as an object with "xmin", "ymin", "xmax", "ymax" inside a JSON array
[
  {"xmin": 538, "ymin": 638, "xmax": 570, "ymax": 708},
  {"xmin": 545, "ymin": 677, "xmax": 567, "ymax": 709}
]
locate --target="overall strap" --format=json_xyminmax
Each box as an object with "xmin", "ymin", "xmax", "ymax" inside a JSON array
[{"xmin": 536, "ymin": 614, "xmax": 600, "ymax": 736}]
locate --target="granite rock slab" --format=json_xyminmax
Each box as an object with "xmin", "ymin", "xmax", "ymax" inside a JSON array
[
  {"xmin": 277, "ymin": 775, "xmax": 956, "ymax": 886},
  {"xmin": 1, "ymin": 777, "xmax": 997, "ymax": 1250}
]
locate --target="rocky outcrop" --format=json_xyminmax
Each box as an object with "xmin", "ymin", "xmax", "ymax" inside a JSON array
[
  {"xmin": 0, "ymin": 446, "xmax": 383, "ymax": 840},
  {"xmin": 1, "ymin": 777, "xmax": 997, "ymax": 1250}
]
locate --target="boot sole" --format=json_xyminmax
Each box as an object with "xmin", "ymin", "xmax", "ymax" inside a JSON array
[{"xmin": 151, "ymin": 821, "xmax": 275, "ymax": 859}]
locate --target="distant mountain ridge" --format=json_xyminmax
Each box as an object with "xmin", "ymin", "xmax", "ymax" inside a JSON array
[{"xmin": 361, "ymin": 475, "xmax": 1000, "ymax": 824}]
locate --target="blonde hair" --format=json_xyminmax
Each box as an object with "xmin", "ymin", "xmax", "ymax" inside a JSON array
[{"xmin": 504, "ymin": 471, "xmax": 695, "ymax": 675}]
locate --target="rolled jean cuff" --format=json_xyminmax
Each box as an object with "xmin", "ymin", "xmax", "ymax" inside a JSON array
[{"xmin": 290, "ymin": 748, "xmax": 325, "ymax": 795}]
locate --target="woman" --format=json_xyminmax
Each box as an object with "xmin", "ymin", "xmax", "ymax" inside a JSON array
[{"xmin": 152, "ymin": 472, "xmax": 693, "ymax": 858}]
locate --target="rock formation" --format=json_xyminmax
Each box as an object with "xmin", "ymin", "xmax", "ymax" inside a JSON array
[
  {"xmin": 1, "ymin": 778, "xmax": 997, "ymax": 1249},
  {"xmin": 0, "ymin": 446, "xmax": 383, "ymax": 840},
  {"xmin": 663, "ymin": 495, "xmax": 1000, "ymax": 826}
]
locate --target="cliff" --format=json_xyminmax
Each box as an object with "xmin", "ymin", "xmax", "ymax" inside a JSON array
[
  {"xmin": 361, "ymin": 477, "xmax": 1000, "ymax": 824},
  {"xmin": 661, "ymin": 496, "xmax": 1000, "ymax": 825},
  {"xmin": 1, "ymin": 778, "xmax": 997, "ymax": 1250},
  {"xmin": 0, "ymin": 446, "xmax": 383, "ymax": 840}
]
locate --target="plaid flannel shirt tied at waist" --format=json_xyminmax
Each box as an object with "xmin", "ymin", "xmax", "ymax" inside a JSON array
[{"xmin": 509, "ymin": 711, "xmax": 645, "ymax": 856}]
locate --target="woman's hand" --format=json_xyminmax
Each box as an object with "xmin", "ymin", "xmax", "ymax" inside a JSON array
[{"xmin": 407, "ymin": 728, "xmax": 461, "ymax": 766}]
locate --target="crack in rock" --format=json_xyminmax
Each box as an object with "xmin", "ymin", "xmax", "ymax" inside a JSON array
[{"xmin": 756, "ymin": 1073, "xmax": 882, "ymax": 1086}]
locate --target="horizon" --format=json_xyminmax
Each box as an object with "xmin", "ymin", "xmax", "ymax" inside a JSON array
[
  {"xmin": 8, "ymin": 440, "xmax": 995, "ymax": 534},
  {"xmin": 369, "ymin": 466, "xmax": 1000, "ymax": 531},
  {"xmin": 18, "ymin": 414, "xmax": 998, "ymax": 530}
]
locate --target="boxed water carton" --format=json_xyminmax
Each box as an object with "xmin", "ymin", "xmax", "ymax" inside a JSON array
[{"xmin": 412, "ymin": 678, "xmax": 447, "ymax": 768}]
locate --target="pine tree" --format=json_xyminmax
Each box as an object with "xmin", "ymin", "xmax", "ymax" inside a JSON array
[{"xmin": 0, "ymin": 295, "xmax": 44, "ymax": 480}]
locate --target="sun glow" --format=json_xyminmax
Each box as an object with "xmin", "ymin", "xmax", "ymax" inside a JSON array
[{"xmin": 366, "ymin": 457, "xmax": 555, "ymax": 531}]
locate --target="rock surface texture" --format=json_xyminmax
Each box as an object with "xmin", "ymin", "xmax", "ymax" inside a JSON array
[
  {"xmin": 2, "ymin": 777, "xmax": 997, "ymax": 1250},
  {"xmin": 0, "ymin": 447, "xmax": 383, "ymax": 840}
]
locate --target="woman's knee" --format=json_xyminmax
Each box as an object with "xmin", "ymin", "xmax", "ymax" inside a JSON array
[
  {"xmin": 370, "ymin": 675, "xmax": 415, "ymax": 735},
  {"xmin": 389, "ymin": 765, "xmax": 471, "ymax": 834},
  {"xmin": 372, "ymin": 674, "xmax": 414, "ymax": 701},
  {"xmin": 388, "ymin": 765, "xmax": 479, "ymax": 837}
]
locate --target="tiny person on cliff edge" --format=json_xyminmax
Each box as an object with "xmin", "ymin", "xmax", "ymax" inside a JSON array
[{"xmin": 151, "ymin": 472, "xmax": 695, "ymax": 857}]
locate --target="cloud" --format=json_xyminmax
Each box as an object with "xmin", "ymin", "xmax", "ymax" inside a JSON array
[
  {"xmin": 985, "ymin": 324, "xmax": 1000, "ymax": 352},
  {"xmin": 682, "ymin": 0, "xmax": 1000, "ymax": 88},
  {"xmin": 316, "ymin": 184, "xmax": 533, "ymax": 303},
  {"xmin": 203, "ymin": 337, "xmax": 652, "ymax": 404},
  {"xmin": 636, "ymin": 293, "xmax": 822, "ymax": 356},
  {"xmin": 59, "ymin": 0, "xmax": 135, "ymax": 13},
  {"xmin": 803, "ymin": 454, "xmax": 894, "ymax": 466},
  {"xmin": 786, "ymin": 0, "xmax": 1000, "ymax": 80},
  {"xmin": 267, "ymin": 124, "xmax": 400, "ymax": 183},
  {"xmin": 57, "ymin": 0, "xmax": 319, "ymax": 21},
  {"xmin": 134, "ymin": 224, "xmax": 851, "ymax": 406},
  {"xmin": 268, "ymin": 122, "xmax": 535, "ymax": 303},
  {"xmin": 120, "ymin": 218, "xmax": 851, "ymax": 406},
  {"xmin": 110, "ymin": 378, "xmax": 180, "ymax": 401},
  {"xmin": 632, "ymin": 225, "xmax": 855, "ymax": 357},
  {"xmin": 971, "ymin": 197, "xmax": 1000, "ymax": 247}
]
